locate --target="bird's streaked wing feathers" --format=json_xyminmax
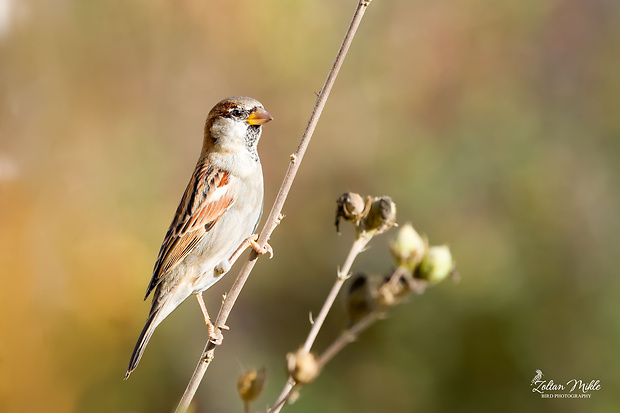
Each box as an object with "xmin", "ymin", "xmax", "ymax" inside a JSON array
[{"xmin": 145, "ymin": 162, "xmax": 232, "ymax": 299}]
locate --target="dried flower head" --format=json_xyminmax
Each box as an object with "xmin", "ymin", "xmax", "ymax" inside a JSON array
[
  {"xmin": 237, "ymin": 367, "xmax": 267, "ymax": 402},
  {"xmin": 361, "ymin": 196, "xmax": 397, "ymax": 235},
  {"xmin": 287, "ymin": 349, "xmax": 320, "ymax": 385},
  {"xmin": 377, "ymin": 274, "xmax": 408, "ymax": 307},
  {"xmin": 335, "ymin": 192, "xmax": 367, "ymax": 232},
  {"xmin": 344, "ymin": 273, "xmax": 379, "ymax": 325}
]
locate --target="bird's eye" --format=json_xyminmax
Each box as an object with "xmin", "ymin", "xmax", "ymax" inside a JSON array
[{"xmin": 230, "ymin": 108, "xmax": 243, "ymax": 118}]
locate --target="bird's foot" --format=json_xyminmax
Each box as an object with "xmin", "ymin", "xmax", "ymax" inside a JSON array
[
  {"xmin": 196, "ymin": 293, "xmax": 225, "ymax": 345},
  {"xmin": 227, "ymin": 235, "xmax": 274, "ymax": 267},
  {"xmin": 247, "ymin": 234, "xmax": 273, "ymax": 258},
  {"xmin": 207, "ymin": 320, "xmax": 224, "ymax": 345}
]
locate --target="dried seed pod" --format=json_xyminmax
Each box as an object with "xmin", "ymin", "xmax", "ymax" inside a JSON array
[
  {"xmin": 335, "ymin": 192, "xmax": 367, "ymax": 232},
  {"xmin": 377, "ymin": 281, "xmax": 398, "ymax": 307},
  {"xmin": 237, "ymin": 367, "xmax": 267, "ymax": 402},
  {"xmin": 377, "ymin": 275, "xmax": 408, "ymax": 307},
  {"xmin": 362, "ymin": 196, "xmax": 397, "ymax": 235},
  {"xmin": 344, "ymin": 273, "xmax": 379, "ymax": 325},
  {"xmin": 287, "ymin": 349, "xmax": 320, "ymax": 385}
]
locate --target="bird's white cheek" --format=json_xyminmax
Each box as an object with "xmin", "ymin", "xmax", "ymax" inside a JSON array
[
  {"xmin": 211, "ymin": 118, "xmax": 247, "ymax": 146},
  {"xmin": 229, "ymin": 121, "xmax": 249, "ymax": 140}
]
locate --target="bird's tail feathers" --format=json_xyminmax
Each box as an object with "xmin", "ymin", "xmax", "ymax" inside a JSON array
[{"xmin": 124, "ymin": 308, "xmax": 166, "ymax": 379}]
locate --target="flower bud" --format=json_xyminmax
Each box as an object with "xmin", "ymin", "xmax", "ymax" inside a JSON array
[
  {"xmin": 362, "ymin": 196, "xmax": 397, "ymax": 235},
  {"xmin": 416, "ymin": 245, "xmax": 455, "ymax": 284},
  {"xmin": 287, "ymin": 349, "xmax": 320, "ymax": 385},
  {"xmin": 335, "ymin": 192, "xmax": 367, "ymax": 232},
  {"xmin": 390, "ymin": 223, "xmax": 427, "ymax": 270},
  {"xmin": 237, "ymin": 367, "xmax": 267, "ymax": 402}
]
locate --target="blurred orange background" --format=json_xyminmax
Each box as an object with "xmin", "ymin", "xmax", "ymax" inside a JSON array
[{"xmin": 1, "ymin": 0, "xmax": 619, "ymax": 412}]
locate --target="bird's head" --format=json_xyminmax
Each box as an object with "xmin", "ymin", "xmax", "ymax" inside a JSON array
[{"xmin": 204, "ymin": 96, "xmax": 273, "ymax": 160}]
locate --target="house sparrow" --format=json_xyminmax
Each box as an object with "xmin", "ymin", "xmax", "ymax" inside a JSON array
[{"xmin": 125, "ymin": 96, "xmax": 273, "ymax": 379}]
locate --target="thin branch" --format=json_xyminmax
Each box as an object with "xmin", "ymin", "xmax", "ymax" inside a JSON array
[
  {"xmin": 270, "ymin": 382, "xmax": 299, "ymax": 413},
  {"xmin": 268, "ymin": 234, "xmax": 372, "ymax": 413},
  {"xmin": 175, "ymin": 1, "xmax": 374, "ymax": 411},
  {"xmin": 268, "ymin": 219, "xmax": 456, "ymax": 411},
  {"xmin": 302, "ymin": 234, "xmax": 371, "ymax": 353},
  {"xmin": 270, "ymin": 312, "xmax": 382, "ymax": 412},
  {"xmin": 317, "ymin": 310, "xmax": 381, "ymax": 368}
]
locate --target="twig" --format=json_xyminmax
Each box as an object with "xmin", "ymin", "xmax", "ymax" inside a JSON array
[
  {"xmin": 268, "ymin": 234, "xmax": 372, "ymax": 413},
  {"xmin": 175, "ymin": 1, "xmax": 374, "ymax": 411},
  {"xmin": 271, "ymin": 230, "xmax": 382, "ymax": 411},
  {"xmin": 317, "ymin": 309, "xmax": 381, "ymax": 368},
  {"xmin": 266, "ymin": 311, "xmax": 381, "ymax": 412},
  {"xmin": 270, "ymin": 381, "xmax": 299, "ymax": 413},
  {"xmin": 303, "ymin": 234, "xmax": 371, "ymax": 353}
]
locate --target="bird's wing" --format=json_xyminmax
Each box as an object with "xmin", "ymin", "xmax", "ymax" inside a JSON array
[{"xmin": 145, "ymin": 162, "xmax": 233, "ymax": 299}]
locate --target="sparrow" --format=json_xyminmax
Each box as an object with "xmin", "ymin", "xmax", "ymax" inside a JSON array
[{"xmin": 125, "ymin": 96, "xmax": 273, "ymax": 379}]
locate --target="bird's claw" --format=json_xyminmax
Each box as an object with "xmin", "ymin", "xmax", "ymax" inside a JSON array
[
  {"xmin": 206, "ymin": 320, "xmax": 224, "ymax": 345},
  {"xmin": 248, "ymin": 235, "xmax": 274, "ymax": 259}
]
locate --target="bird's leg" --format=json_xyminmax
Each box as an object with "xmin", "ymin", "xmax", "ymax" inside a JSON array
[{"xmin": 195, "ymin": 293, "xmax": 224, "ymax": 345}]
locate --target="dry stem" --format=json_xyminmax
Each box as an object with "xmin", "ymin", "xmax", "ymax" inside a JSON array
[
  {"xmin": 303, "ymin": 234, "xmax": 371, "ymax": 353},
  {"xmin": 175, "ymin": 1, "xmax": 374, "ymax": 411},
  {"xmin": 268, "ymin": 233, "xmax": 372, "ymax": 413},
  {"xmin": 317, "ymin": 309, "xmax": 381, "ymax": 368}
]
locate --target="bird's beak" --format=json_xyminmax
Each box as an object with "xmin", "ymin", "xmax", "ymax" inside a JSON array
[{"xmin": 247, "ymin": 108, "xmax": 274, "ymax": 125}]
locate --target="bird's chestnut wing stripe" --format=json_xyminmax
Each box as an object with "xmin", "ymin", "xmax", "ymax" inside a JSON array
[{"xmin": 145, "ymin": 163, "xmax": 233, "ymax": 299}]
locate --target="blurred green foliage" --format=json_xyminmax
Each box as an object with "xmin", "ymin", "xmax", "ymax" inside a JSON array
[{"xmin": 1, "ymin": 0, "xmax": 619, "ymax": 412}]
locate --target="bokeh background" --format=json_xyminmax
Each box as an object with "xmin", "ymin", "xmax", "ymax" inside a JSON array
[{"xmin": 1, "ymin": 0, "xmax": 619, "ymax": 412}]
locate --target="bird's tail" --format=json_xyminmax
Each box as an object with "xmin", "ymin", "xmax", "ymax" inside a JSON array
[{"xmin": 124, "ymin": 308, "xmax": 165, "ymax": 379}]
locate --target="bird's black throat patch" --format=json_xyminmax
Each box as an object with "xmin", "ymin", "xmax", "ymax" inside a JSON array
[{"xmin": 245, "ymin": 125, "xmax": 261, "ymax": 162}]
